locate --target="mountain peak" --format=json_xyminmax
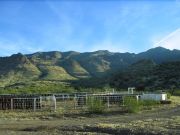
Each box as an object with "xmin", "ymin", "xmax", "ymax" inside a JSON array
[
  {"xmin": 92, "ymin": 50, "xmax": 113, "ymax": 56},
  {"xmin": 11, "ymin": 52, "xmax": 24, "ymax": 57},
  {"xmin": 147, "ymin": 46, "xmax": 170, "ymax": 52},
  {"xmin": 10, "ymin": 53, "xmax": 29, "ymax": 64}
]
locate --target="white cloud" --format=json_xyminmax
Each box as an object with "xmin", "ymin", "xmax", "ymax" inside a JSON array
[{"xmin": 153, "ymin": 28, "xmax": 180, "ymax": 50}]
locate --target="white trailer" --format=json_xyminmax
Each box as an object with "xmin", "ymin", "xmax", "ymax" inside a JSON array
[{"xmin": 140, "ymin": 93, "xmax": 167, "ymax": 101}]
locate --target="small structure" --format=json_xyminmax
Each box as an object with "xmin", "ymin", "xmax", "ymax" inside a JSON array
[
  {"xmin": 140, "ymin": 93, "xmax": 167, "ymax": 101},
  {"xmin": 128, "ymin": 87, "xmax": 135, "ymax": 94}
]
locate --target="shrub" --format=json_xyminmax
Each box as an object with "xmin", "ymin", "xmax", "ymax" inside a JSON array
[
  {"xmin": 172, "ymin": 90, "xmax": 180, "ymax": 96},
  {"xmin": 140, "ymin": 100, "xmax": 160, "ymax": 110},
  {"xmin": 124, "ymin": 96, "xmax": 141, "ymax": 113},
  {"xmin": 140, "ymin": 100, "xmax": 160, "ymax": 106},
  {"xmin": 167, "ymin": 92, "xmax": 171, "ymax": 99},
  {"xmin": 123, "ymin": 97, "xmax": 160, "ymax": 113},
  {"xmin": 160, "ymin": 100, "xmax": 171, "ymax": 104},
  {"xmin": 87, "ymin": 97, "xmax": 105, "ymax": 114}
]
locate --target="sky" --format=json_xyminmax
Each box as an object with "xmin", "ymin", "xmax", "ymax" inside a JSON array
[{"xmin": 0, "ymin": 0, "xmax": 180, "ymax": 56}]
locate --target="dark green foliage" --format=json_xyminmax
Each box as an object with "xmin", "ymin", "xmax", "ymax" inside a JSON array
[
  {"xmin": 167, "ymin": 92, "xmax": 171, "ymax": 99},
  {"xmin": 110, "ymin": 60, "xmax": 180, "ymax": 90},
  {"xmin": 152, "ymin": 61, "xmax": 180, "ymax": 88},
  {"xmin": 110, "ymin": 59, "xmax": 156, "ymax": 88},
  {"xmin": 170, "ymin": 89, "xmax": 180, "ymax": 96}
]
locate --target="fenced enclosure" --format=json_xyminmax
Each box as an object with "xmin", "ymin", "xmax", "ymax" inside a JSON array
[
  {"xmin": 54, "ymin": 93, "xmax": 139, "ymax": 112},
  {"xmin": 0, "ymin": 94, "xmax": 56, "ymax": 111},
  {"xmin": 12, "ymin": 98, "xmax": 41, "ymax": 110},
  {"xmin": 0, "ymin": 93, "xmax": 139, "ymax": 112}
]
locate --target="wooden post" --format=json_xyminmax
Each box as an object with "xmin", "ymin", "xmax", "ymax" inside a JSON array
[
  {"xmin": 40, "ymin": 96, "xmax": 42, "ymax": 109},
  {"xmin": 107, "ymin": 96, "xmax": 110, "ymax": 108},
  {"xmin": 11, "ymin": 98, "xmax": 13, "ymax": 110},
  {"xmin": 33, "ymin": 98, "xmax": 36, "ymax": 112},
  {"xmin": 52, "ymin": 95, "xmax": 56, "ymax": 112}
]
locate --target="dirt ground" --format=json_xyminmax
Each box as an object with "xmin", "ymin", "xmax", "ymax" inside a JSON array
[{"xmin": 0, "ymin": 96, "xmax": 179, "ymax": 135}]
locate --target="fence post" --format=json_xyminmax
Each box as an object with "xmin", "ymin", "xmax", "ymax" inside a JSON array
[
  {"xmin": 33, "ymin": 98, "xmax": 36, "ymax": 112},
  {"xmin": 11, "ymin": 98, "xmax": 13, "ymax": 110},
  {"xmin": 107, "ymin": 96, "xmax": 110, "ymax": 108},
  {"xmin": 74, "ymin": 96, "xmax": 76, "ymax": 109},
  {"xmin": 40, "ymin": 96, "xmax": 42, "ymax": 109},
  {"xmin": 51, "ymin": 95, "xmax": 56, "ymax": 112}
]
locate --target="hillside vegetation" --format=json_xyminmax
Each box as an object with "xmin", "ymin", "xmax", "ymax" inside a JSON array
[
  {"xmin": 110, "ymin": 60, "xmax": 180, "ymax": 90},
  {"xmin": 0, "ymin": 47, "xmax": 180, "ymax": 93}
]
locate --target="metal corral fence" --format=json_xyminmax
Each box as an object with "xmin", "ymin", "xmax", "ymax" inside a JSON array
[
  {"xmin": 54, "ymin": 93, "xmax": 139, "ymax": 111},
  {"xmin": 0, "ymin": 94, "xmax": 56, "ymax": 111},
  {"xmin": 0, "ymin": 93, "xmax": 139, "ymax": 112}
]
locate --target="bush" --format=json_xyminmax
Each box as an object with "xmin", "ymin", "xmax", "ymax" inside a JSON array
[
  {"xmin": 124, "ymin": 96, "xmax": 141, "ymax": 113},
  {"xmin": 123, "ymin": 97, "xmax": 160, "ymax": 113},
  {"xmin": 140, "ymin": 100, "xmax": 160, "ymax": 110},
  {"xmin": 167, "ymin": 92, "xmax": 171, "ymax": 99},
  {"xmin": 87, "ymin": 97, "xmax": 105, "ymax": 114},
  {"xmin": 172, "ymin": 90, "xmax": 180, "ymax": 96},
  {"xmin": 141, "ymin": 100, "xmax": 160, "ymax": 106},
  {"xmin": 160, "ymin": 100, "xmax": 171, "ymax": 104}
]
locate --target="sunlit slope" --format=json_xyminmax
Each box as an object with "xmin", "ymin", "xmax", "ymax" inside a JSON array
[
  {"xmin": 38, "ymin": 65, "xmax": 75, "ymax": 80},
  {"xmin": 60, "ymin": 59, "xmax": 90, "ymax": 78},
  {"xmin": 0, "ymin": 53, "xmax": 41, "ymax": 87}
]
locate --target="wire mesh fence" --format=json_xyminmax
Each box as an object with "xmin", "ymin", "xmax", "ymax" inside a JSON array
[
  {"xmin": 0, "ymin": 93, "xmax": 138, "ymax": 112},
  {"xmin": 55, "ymin": 94, "xmax": 126, "ymax": 112}
]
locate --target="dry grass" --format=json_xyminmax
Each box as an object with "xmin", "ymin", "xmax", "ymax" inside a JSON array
[{"xmin": 0, "ymin": 96, "xmax": 179, "ymax": 134}]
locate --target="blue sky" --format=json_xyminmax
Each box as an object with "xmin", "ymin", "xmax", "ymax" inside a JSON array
[{"xmin": 0, "ymin": 0, "xmax": 180, "ymax": 56}]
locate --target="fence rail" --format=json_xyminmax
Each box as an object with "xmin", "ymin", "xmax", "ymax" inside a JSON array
[{"xmin": 0, "ymin": 93, "xmax": 139, "ymax": 111}]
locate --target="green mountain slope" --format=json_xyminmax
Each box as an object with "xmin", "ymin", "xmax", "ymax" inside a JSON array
[
  {"xmin": 0, "ymin": 47, "xmax": 180, "ymax": 90},
  {"xmin": 60, "ymin": 59, "xmax": 90, "ymax": 78},
  {"xmin": 38, "ymin": 65, "xmax": 75, "ymax": 81},
  {"xmin": 0, "ymin": 53, "xmax": 41, "ymax": 87},
  {"xmin": 110, "ymin": 60, "xmax": 180, "ymax": 90}
]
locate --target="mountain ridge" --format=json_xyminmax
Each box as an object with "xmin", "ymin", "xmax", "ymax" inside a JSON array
[{"xmin": 0, "ymin": 47, "xmax": 180, "ymax": 89}]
